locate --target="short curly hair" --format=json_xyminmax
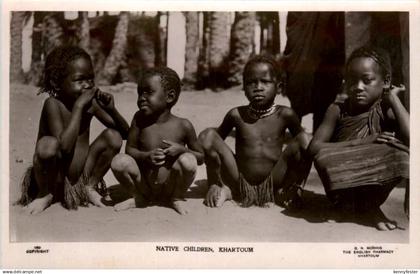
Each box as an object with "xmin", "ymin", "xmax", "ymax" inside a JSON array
[
  {"xmin": 243, "ymin": 54, "xmax": 282, "ymax": 84},
  {"xmin": 346, "ymin": 45, "xmax": 392, "ymax": 80},
  {"xmin": 138, "ymin": 67, "xmax": 182, "ymax": 107},
  {"xmin": 40, "ymin": 45, "xmax": 92, "ymax": 96}
]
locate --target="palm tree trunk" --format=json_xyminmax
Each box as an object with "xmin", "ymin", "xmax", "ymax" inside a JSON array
[
  {"xmin": 155, "ymin": 11, "xmax": 168, "ymax": 66},
  {"xmin": 183, "ymin": 11, "xmax": 199, "ymax": 89},
  {"xmin": 42, "ymin": 12, "xmax": 65, "ymax": 56},
  {"xmin": 258, "ymin": 12, "xmax": 280, "ymax": 56},
  {"xmin": 27, "ymin": 11, "xmax": 46, "ymax": 85},
  {"xmin": 228, "ymin": 12, "xmax": 256, "ymax": 86},
  {"xmin": 25, "ymin": 12, "xmax": 65, "ymax": 86},
  {"xmin": 208, "ymin": 12, "xmax": 230, "ymax": 89},
  {"xmin": 97, "ymin": 11, "xmax": 129, "ymax": 85},
  {"xmin": 10, "ymin": 11, "xmax": 25, "ymax": 83},
  {"xmin": 197, "ymin": 12, "xmax": 211, "ymax": 89},
  {"xmin": 78, "ymin": 11, "xmax": 90, "ymax": 53},
  {"xmin": 269, "ymin": 12, "xmax": 280, "ymax": 56}
]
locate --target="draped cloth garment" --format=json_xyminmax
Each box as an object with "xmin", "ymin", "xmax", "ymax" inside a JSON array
[{"xmin": 314, "ymin": 101, "xmax": 409, "ymax": 197}]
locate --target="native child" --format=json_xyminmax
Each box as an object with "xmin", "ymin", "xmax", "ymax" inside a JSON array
[
  {"xmin": 199, "ymin": 55, "xmax": 312, "ymax": 208},
  {"xmin": 111, "ymin": 67, "xmax": 203, "ymax": 214},
  {"xmin": 17, "ymin": 45, "xmax": 129, "ymax": 213},
  {"xmin": 308, "ymin": 46, "xmax": 409, "ymax": 230}
]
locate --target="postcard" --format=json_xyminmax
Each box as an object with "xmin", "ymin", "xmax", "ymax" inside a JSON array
[{"xmin": 2, "ymin": 0, "xmax": 420, "ymax": 269}]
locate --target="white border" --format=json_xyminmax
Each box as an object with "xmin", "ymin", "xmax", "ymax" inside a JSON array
[{"xmin": 2, "ymin": 0, "xmax": 420, "ymax": 269}]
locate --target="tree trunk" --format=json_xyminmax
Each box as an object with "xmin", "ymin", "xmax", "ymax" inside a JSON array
[
  {"xmin": 270, "ymin": 12, "xmax": 280, "ymax": 56},
  {"xmin": 42, "ymin": 12, "xmax": 65, "ymax": 56},
  {"xmin": 228, "ymin": 12, "xmax": 256, "ymax": 86},
  {"xmin": 197, "ymin": 12, "xmax": 211, "ymax": 89},
  {"xmin": 26, "ymin": 12, "xmax": 65, "ymax": 86},
  {"xmin": 78, "ymin": 11, "xmax": 90, "ymax": 53},
  {"xmin": 27, "ymin": 12, "xmax": 46, "ymax": 85},
  {"xmin": 155, "ymin": 11, "xmax": 168, "ymax": 66},
  {"xmin": 208, "ymin": 12, "xmax": 230, "ymax": 89},
  {"xmin": 258, "ymin": 12, "xmax": 280, "ymax": 56},
  {"xmin": 183, "ymin": 11, "xmax": 199, "ymax": 90},
  {"xmin": 97, "ymin": 11, "xmax": 129, "ymax": 85},
  {"xmin": 10, "ymin": 11, "xmax": 25, "ymax": 83}
]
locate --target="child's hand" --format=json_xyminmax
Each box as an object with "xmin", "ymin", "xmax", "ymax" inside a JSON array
[
  {"xmin": 95, "ymin": 90, "xmax": 115, "ymax": 111},
  {"xmin": 334, "ymin": 92, "xmax": 348, "ymax": 104},
  {"xmin": 356, "ymin": 133, "xmax": 379, "ymax": 145},
  {"xmin": 75, "ymin": 88, "xmax": 96, "ymax": 110},
  {"xmin": 375, "ymin": 131, "xmax": 399, "ymax": 144},
  {"xmin": 148, "ymin": 148, "xmax": 166, "ymax": 166},
  {"xmin": 383, "ymin": 84, "xmax": 405, "ymax": 105},
  {"xmin": 162, "ymin": 140, "xmax": 186, "ymax": 157}
]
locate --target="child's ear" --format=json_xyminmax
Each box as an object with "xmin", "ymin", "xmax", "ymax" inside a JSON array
[
  {"xmin": 49, "ymin": 79, "xmax": 60, "ymax": 92},
  {"xmin": 166, "ymin": 89, "xmax": 176, "ymax": 104},
  {"xmin": 276, "ymin": 80, "xmax": 285, "ymax": 95}
]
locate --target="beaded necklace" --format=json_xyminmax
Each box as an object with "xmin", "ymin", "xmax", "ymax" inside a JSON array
[{"xmin": 248, "ymin": 103, "xmax": 277, "ymax": 119}]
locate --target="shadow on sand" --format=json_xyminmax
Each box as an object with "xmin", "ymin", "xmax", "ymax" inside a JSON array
[
  {"xmin": 107, "ymin": 178, "xmax": 405, "ymax": 230},
  {"xmin": 185, "ymin": 179, "xmax": 208, "ymax": 199},
  {"xmin": 282, "ymin": 189, "xmax": 406, "ymax": 230},
  {"xmin": 107, "ymin": 179, "xmax": 209, "ymax": 203}
]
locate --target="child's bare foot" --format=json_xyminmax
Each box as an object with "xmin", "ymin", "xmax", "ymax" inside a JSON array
[
  {"xmin": 23, "ymin": 194, "xmax": 53, "ymax": 214},
  {"xmin": 86, "ymin": 186, "xmax": 107, "ymax": 208},
  {"xmin": 204, "ymin": 184, "xmax": 232, "ymax": 208},
  {"xmin": 275, "ymin": 185, "xmax": 303, "ymax": 210},
  {"xmin": 171, "ymin": 199, "xmax": 188, "ymax": 215},
  {"xmin": 370, "ymin": 208, "xmax": 398, "ymax": 231},
  {"xmin": 114, "ymin": 198, "xmax": 136, "ymax": 211}
]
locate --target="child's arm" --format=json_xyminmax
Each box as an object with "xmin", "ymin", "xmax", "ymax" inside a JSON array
[
  {"xmin": 216, "ymin": 109, "xmax": 235, "ymax": 140},
  {"xmin": 283, "ymin": 107, "xmax": 311, "ymax": 150},
  {"xmin": 307, "ymin": 105, "xmax": 337, "ymax": 156},
  {"xmin": 124, "ymin": 112, "xmax": 160, "ymax": 166},
  {"xmin": 308, "ymin": 104, "xmax": 378, "ymax": 156},
  {"xmin": 92, "ymin": 90, "xmax": 129, "ymax": 139},
  {"xmin": 162, "ymin": 120, "xmax": 204, "ymax": 165},
  {"xmin": 44, "ymin": 89, "xmax": 96, "ymax": 154},
  {"xmin": 383, "ymin": 85, "xmax": 409, "ymax": 145}
]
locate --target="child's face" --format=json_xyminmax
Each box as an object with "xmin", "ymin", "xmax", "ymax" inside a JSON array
[
  {"xmin": 137, "ymin": 74, "xmax": 168, "ymax": 115},
  {"xmin": 60, "ymin": 57, "xmax": 95, "ymax": 102},
  {"xmin": 345, "ymin": 57, "xmax": 388, "ymax": 108},
  {"xmin": 244, "ymin": 63, "xmax": 278, "ymax": 109}
]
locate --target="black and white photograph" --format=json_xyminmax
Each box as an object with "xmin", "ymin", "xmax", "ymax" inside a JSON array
[{"xmin": 2, "ymin": 0, "xmax": 420, "ymax": 269}]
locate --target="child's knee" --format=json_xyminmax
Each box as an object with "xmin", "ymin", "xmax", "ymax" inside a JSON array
[
  {"xmin": 103, "ymin": 129, "xmax": 123, "ymax": 151},
  {"xmin": 178, "ymin": 152, "xmax": 197, "ymax": 174},
  {"xmin": 35, "ymin": 136, "xmax": 60, "ymax": 160},
  {"xmin": 198, "ymin": 128, "xmax": 218, "ymax": 150},
  {"xmin": 111, "ymin": 154, "xmax": 136, "ymax": 174}
]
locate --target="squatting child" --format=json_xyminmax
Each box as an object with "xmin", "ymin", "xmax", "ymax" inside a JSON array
[
  {"xmin": 308, "ymin": 46, "xmax": 409, "ymax": 230},
  {"xmin": 199, "ymin": 55, "xmax": 312, "ymax": 208},
  {"xmin": 111, "ymin": 67, "xmax": 204, "ymax": 215},
  {"xmin": 17, "ymin": 45, "xmax": 129, "ymax": 214}
]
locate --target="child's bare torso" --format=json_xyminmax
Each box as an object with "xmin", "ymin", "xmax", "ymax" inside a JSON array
[
  {"xmin": 136, "ymin": 117, "xmax": 186, "ymax": 151},
  {"xmin": 233, "ymin": 106, "xmax": 288, "ymax": 184},
  {"xmin": 37, "ymin": 98, "xmax": 92, "ymax": 182},
  {"xmin": 136, "ymin": 114, "xmax": 187, "ymax": 184}
]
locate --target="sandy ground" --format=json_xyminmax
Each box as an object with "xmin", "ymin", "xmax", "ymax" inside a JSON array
[{"xmin": 8, "ymin": 84, "xmax": 408, "ymax": 242}]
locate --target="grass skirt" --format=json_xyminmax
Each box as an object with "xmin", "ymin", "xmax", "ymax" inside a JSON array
[
  {"xmin": 15, "ymin": 166, "xmax": 107, "ymax": 210},
  {"xmin": 239, "ymin": 173, "xmax": 274, "ymax": 207}
]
